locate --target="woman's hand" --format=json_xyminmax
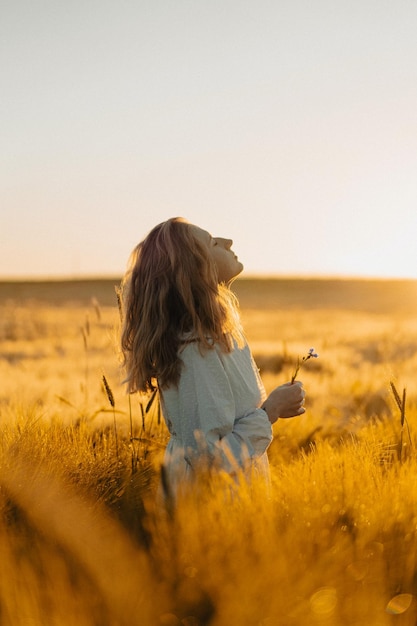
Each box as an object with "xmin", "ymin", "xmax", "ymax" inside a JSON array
[{"xmin": 262, "ymin": 381, "xmax": 305, "ymax": 425}]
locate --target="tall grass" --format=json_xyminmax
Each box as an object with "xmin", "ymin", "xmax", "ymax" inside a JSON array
[{"xmin": 1, "ymin": 282, "xmax": 417, "ymax": 624}]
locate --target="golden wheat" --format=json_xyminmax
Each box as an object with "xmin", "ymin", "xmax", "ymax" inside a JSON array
[{"xmin": 1, "ymin": 279, "xmax": 417, "ymax": 625}]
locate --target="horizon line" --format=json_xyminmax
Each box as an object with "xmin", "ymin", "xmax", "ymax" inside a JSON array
[{"xmin": 1, "ymin": 272, "xmax": 417, "ymax": 283}]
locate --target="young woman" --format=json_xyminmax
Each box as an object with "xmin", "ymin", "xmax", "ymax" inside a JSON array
[{"xmin": 120, "ymin": 217, "xmax": 305, "ymax": 498}]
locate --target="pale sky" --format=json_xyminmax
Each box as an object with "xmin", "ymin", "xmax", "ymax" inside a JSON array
[{"xmin": 2, "ymin": 0, "xmax": 417, "ymax": 279}]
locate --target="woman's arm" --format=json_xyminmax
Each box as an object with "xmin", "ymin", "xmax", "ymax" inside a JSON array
[
  {"xmin": 176, "ymin": 344, "xmax": 273, "ymax": 472},
  {"xmin": 261, "ymin": 381, "xmax": 305, "ymax": 424}
]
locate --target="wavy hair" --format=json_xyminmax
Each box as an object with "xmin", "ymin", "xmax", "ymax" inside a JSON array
[{"xmin": 120, "ymin": 217, "xmax": 244, "ymax": 393}]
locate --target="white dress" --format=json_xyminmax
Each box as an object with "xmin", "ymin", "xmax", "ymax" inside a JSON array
[{"xmin": 159, "ymin": 338, "xmax": 273, "ymax": 498}]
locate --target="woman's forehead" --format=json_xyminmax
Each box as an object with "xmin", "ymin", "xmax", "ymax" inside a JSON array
[{"xmin": 189, "ymin": 225, "xmax": 211, "ymax": 244}]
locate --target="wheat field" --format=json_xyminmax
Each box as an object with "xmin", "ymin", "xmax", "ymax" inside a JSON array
[{"xmin": 1, "ymin": 278, "xmax": 417, "ymax": 626}]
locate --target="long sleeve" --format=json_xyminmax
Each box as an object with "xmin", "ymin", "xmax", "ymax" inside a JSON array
[{"xmin": 161, "ymin": 340, "xmax": 273, "ymax": 475}]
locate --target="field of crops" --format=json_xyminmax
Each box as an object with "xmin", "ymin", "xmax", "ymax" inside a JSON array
[{"xmin": 1, "ymin": 277, "xmax": 417, "ymax": 625}]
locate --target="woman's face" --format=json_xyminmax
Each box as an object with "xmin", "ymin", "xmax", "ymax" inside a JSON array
[{"xmin": 190, "ymin": 225, "xmax": 244, "ymax": 283}]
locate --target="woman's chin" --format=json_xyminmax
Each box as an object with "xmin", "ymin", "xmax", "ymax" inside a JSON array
[{"xmin": 227, "ymin": 263, "xmax": 244, "ymax": 283}]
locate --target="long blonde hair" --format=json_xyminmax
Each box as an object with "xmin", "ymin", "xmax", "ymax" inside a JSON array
[{"xmin": 120, "ymin": 217, "xmax": 243, "ymax": 393}]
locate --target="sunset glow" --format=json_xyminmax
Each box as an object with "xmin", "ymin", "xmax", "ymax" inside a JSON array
[{"xmin": 2, "ymin": 1, "xmax": 417, "ymax": 279}]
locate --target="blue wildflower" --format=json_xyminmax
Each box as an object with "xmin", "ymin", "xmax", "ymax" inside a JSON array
[{"xmin": 291, "ymin": 348, "xmax": 319, "ymax": 383}]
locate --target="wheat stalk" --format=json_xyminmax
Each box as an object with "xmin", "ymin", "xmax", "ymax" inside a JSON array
[
  {"xmin": 390, "ymin": 381, "xmax": 412, "ymax": 461},
  {"xmin": 102, "ymin": 374, "xmax": 119, "ymax": 459}
]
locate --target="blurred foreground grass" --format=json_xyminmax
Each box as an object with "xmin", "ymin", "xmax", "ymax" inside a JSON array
[{"xmin": 1, "ymin": 278, "xmax": 417, "ymax": 625}]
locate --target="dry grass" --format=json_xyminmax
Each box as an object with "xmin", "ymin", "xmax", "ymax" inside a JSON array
[{"xmin": 1, "ymin": 278, "xmax": 417, "ymax": 625}]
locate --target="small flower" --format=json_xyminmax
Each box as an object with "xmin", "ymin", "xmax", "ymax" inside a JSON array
[{"xmin": 291, "ymin": 348, "xmax": 319, "ymax": 383}]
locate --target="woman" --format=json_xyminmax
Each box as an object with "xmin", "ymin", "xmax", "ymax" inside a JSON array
[{"xmin": 120, "ymin": 217, "xmax": 305, "ymax": 498}]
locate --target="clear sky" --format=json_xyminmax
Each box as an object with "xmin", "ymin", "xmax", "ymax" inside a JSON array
[{"xmin": 2, "ymin": 0, "xmax": 417, "ymax": 279}]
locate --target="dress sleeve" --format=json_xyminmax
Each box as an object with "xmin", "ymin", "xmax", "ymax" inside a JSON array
[{"xmin": 176, "ymin": 343, "xmax": 273, "ymax": 472}]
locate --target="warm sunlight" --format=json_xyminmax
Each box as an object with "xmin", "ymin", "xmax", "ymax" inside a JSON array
[
  {"xmin": 2, "ymin": 278, "xmax": 417, "ymax": 624},
  {"xmin": 2, "ymin": 2, "xmax": 417, "ymax": 279}
]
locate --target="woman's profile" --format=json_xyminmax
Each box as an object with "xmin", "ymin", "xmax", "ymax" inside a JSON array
[{"xmin": 120, "ymin": 217, "xmax": 305, "ymax": 499}]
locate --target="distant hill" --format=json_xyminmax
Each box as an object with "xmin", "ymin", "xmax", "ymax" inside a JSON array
[
  {"xmin": 0, "ymin": 278, "xmax": 122, "ymax": 307},
  {"xmin": 1, "ymin": 277, "xmax": 417, "ymax": 313}
]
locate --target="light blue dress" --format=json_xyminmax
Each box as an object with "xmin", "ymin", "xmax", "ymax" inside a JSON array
[{"xmin": 159, "ymin": 338, "xmax": 273, "ymax": 497}]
